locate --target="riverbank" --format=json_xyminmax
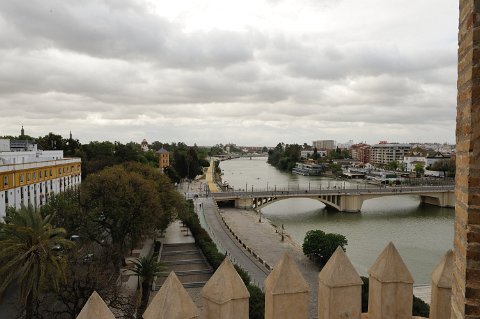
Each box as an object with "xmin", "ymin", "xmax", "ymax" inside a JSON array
[
  {"xmin": 220, "ymin": 207, "xmax": 431, "ymax": 306},
  {"xmin": 220, "ymin": 208, "xmax": 320, "ymax": 318}
]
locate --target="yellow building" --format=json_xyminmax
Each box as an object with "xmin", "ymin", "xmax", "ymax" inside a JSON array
[
  {"xmin": 156, "ymin": 148, "xmax": 169, "ymax": 171},
  {"xmin": 0, "ymin": 139, "xmax": 81, "ymax": 219}
]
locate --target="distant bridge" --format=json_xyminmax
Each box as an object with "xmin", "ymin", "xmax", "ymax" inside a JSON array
[{"xmin": 209, "ymin": 185, "xmax": 455, "ymax": 213}]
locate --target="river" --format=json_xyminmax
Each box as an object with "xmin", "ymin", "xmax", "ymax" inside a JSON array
[{"xmin": 219, "ymin": 157, "xmax": 454, "ymax": 284}]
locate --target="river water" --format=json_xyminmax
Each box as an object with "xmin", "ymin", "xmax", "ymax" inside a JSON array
[{"xmin": 219, "ymin": 157, "xmax": 454, "ymax": 284}]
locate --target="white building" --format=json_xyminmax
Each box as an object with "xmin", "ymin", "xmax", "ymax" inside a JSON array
[
  {"xmin": 300, "ymin": 150, "xmax": 327, "ymax": 158},
  {"xmin": 402, "ymin": 152, "xmax": 451, "ymax": 174},
  {"xmin": 0, "ymin": 139, "xmax": 81, "ymax": 220}
]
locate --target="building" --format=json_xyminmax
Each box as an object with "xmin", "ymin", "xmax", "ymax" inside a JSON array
[
  {"xmin": 0, "ymin": 139, "xmax": 81, "ymax": 220},
  {"xmin": 312, "ymin": 140, "xmax": 335, "ymax": 151},
  {"xmin": 157, "ymin": 148, "xmax": 170, "ymax": 171},
  {"xmin": 370, "ymin": 143, "xmax": 411, "ymax": 165},
  {"xmin": 350, "ymin": 143, "xmax": 371, "ymax": 164},
  {"xmin": 141, "ymin": 139, "xmax": 149, "ymax": 152}
]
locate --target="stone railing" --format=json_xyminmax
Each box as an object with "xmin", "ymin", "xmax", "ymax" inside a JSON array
[{"xmin": 76, "ymin": 242, "xmax": 453, "ymax": 319}]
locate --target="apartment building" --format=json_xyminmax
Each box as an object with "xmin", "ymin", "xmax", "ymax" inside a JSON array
[
  {"xmin": 312, "ymin": 140, "xmax": 336, "ymax": 150},
  {"xmin": 350, "ymin": 143, "xmax": 371, "ymax": 164},
  {"xmin": 370, "ymin": 143, "xmax": 411, "ymax": 165},
  {"xmin": 0, "ymin": 139, "xmax": 81, "ymax": 219}
]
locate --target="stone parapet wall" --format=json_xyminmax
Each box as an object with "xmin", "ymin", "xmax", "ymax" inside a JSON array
[{"xmin": 77, "ymin": 242, "xmax": 452, "ymax": 319}]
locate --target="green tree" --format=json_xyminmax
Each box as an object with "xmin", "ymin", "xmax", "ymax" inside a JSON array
[
  {"xmin": 0, "ymin": 206, "xmax": 73, "ymax": 319},
  {"xmin": 131, "ymin": 256, "xmax": 166, "ymax": 312},
  {"xmin": 80, "ymin": 165, "xmax": 162, "ymax": 271},
  {"xmin": 267, "ymin": 143, "xmax": 301, "ymax": 172},
  {"xmin": 430, "ymin": 159, "xmax": 455, "ymax": 177},
  {"xmin": 386, "ymin": 161, "xmax": 400, "ymax": 171},
  {"xmin": 302, "ymin": 230, "xmax": 348, "ymax": 267},
  {"xmin": 414, "ymin": 163, "xmax": 425, "ymax": 177}
]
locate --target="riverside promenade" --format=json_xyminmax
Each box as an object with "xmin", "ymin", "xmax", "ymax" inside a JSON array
[{"xmin": 180, "ymin": 178, "xmax": 431, "ymax": 316}]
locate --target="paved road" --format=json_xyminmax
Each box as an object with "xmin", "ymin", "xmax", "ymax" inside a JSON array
[{"xmin": 195, "ymin": 196, "xmax": 269, "ymax": 288}]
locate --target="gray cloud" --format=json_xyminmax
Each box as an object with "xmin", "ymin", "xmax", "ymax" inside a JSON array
[{"xmin": 0, "ymin": 0, "xmax": 457, "ymax": 145}]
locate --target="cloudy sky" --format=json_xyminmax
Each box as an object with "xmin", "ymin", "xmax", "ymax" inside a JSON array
[{"xmin": 0, "ymin": 0, "xmax": 457, "ymax": 146}]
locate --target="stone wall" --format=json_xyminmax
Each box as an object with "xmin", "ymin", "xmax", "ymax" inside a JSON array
[
  {"xmin": 77, "ymin": 243, "xmax": 452, "ymax": 319},
  {"xmin": 453, "ymin": 0, "xmax": 480, "ymax": 317}
]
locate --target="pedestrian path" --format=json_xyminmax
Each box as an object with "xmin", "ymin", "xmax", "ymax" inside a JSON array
[
  {"xmin": 153, "ymin": 220, "xmax": 213, "ymax": 310},
  {"xmin": 121, "ymin": 238, "xmax": 154, "ymax": 291},
  {"xmin": 221, "ymin": 208, "xmax": 319, "ymax": 318},
  {"xmin": 206, "ymin": 159, "xmax": 220, "ymax": 193},
  {"xmin": 162, "ymin": 220, "xmax": 195, "ymax": 245}
]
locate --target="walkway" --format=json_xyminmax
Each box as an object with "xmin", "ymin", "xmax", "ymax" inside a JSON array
[
  {"xmin": 221, "ymin": 208, "xmax": 320, "ymax": 318},
  {"xmin": 153, "ymin": 221, "xmax": 213, "ymax": 309},
  {"xmin": 206, "ymin": 159, "xmax": 220, "ymax": 193}
]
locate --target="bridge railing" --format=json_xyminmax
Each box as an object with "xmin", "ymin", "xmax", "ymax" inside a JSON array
[{"xmin": 209, "ymin": 184, "xmax": 455, "ymax": 198}]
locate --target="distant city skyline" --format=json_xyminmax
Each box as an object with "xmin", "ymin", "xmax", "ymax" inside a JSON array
[{"xmin": 0, "ymin": 0, "xmax": 457, "ymax": 146}]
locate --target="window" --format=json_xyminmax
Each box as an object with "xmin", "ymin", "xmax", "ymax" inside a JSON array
[
  {"xmin": 40, "ymin": 171, "xmax": 43, "ymax": 179},
  {"xmin": 27, "ymin": 173, "xmax": 30, "ymax": 182},
  {"xmin": 58, "ymin": 168, "xmax": 61, "ymax": 175},
  {"xmin": 20, "ymin": 174, "xmax": 24, "ymax": 184},
  {"xmin": 33, "ymin": 172, "xmax": 37, "ymax": 180},
  {"xmin": 44, "ymin": 170, "xmax": 47, "ymax": 178},
  {"xmin": 50, "ymin": 169, "xmax": 52, "ymax": 177},
  {"xmin": 3, "ymin": 176, "xmax": 8, "ymax": 187}
]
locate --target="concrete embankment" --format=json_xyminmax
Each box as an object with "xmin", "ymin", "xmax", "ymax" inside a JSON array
[
  {"xmin": 220, "ymin": 208, "xmax": 320, "ymax": 318},
  {"xmin": 219, "ymin": 208, "xmax": 432, "ymax": 310}
]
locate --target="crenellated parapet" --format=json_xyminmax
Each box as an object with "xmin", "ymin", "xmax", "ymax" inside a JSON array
[{"xmin": 77, "ymin": 243, "xmax": 453, "ymax": 319}]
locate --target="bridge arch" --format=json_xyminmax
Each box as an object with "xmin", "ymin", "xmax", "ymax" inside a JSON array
[{"xmin": 252, "ymin": 195, "xmax": 341, "ymax": 211}]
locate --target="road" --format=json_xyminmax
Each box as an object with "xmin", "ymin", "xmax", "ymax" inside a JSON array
[{"xmin": 195, "ymin": 196, "xmax": 269, "ymax": 288}]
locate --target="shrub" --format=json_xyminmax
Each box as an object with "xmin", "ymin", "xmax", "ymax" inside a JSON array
[{"xmin": 302, "ymin": 229, "xmax": 347, "ymax": 266}]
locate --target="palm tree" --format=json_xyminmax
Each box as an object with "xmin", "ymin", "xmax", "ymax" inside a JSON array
[
  {"xmin": 131, "ymin": 256, "xmax": 166, "ymax": 311},
  {"xmin": 0, "ymin": 205, "xmax": 73, "ymax": 319}
]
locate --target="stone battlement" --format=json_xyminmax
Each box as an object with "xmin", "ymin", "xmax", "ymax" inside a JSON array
[{"xmin": 76, "ymin": 242, "xmax": 452, "ymax": 319}]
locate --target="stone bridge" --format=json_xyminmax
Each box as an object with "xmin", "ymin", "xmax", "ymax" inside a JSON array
[{"xmin": 210, "ymin": 185, "xmax": 455, "ymax": 213}]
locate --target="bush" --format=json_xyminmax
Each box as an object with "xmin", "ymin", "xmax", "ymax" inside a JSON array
[
  {"xmin": 248, "ymin": 284, "xmax": 265, "ymax": 319},
  {"xmin": 302, "ymin": 229, "xmax": 347, "ymax": 266},
  {"xmin": 361, "ymin": 276, "xmax": 429, "ymax": 316}
]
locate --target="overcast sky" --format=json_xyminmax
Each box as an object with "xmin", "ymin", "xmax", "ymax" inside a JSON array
[{"xmin": 0, "ymin": 0, "xmax": 457, "ymax": 146}]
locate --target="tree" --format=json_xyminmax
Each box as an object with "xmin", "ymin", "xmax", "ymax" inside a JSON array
[
  {"xmin": 131, "ymin": 256, "xmax": 166, "ymax": 312},
  {"xmin": 36, "ymin": 243, "xmax": 136, "ymax": 319},
  {"xmin": 430, "ymin": 159, "xmax": 455, "ymax": 177},
  {"xmin": 0, "ymin": 206, "xmax": 73, "ymax": 319},
  {"xmin": 80, "ymin": 165, "xmax": 162, "ymax": 272},
  {"xmin": 302, "ymin": 230, "xmax": 348, "ymax": 267},
  {"xmin": 386, "ymin": 161, "xmax": 400, "ymax": 171},
  {"xmin": 414, "ymin": 163, "xmax": 425, "ymax": 177}
]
